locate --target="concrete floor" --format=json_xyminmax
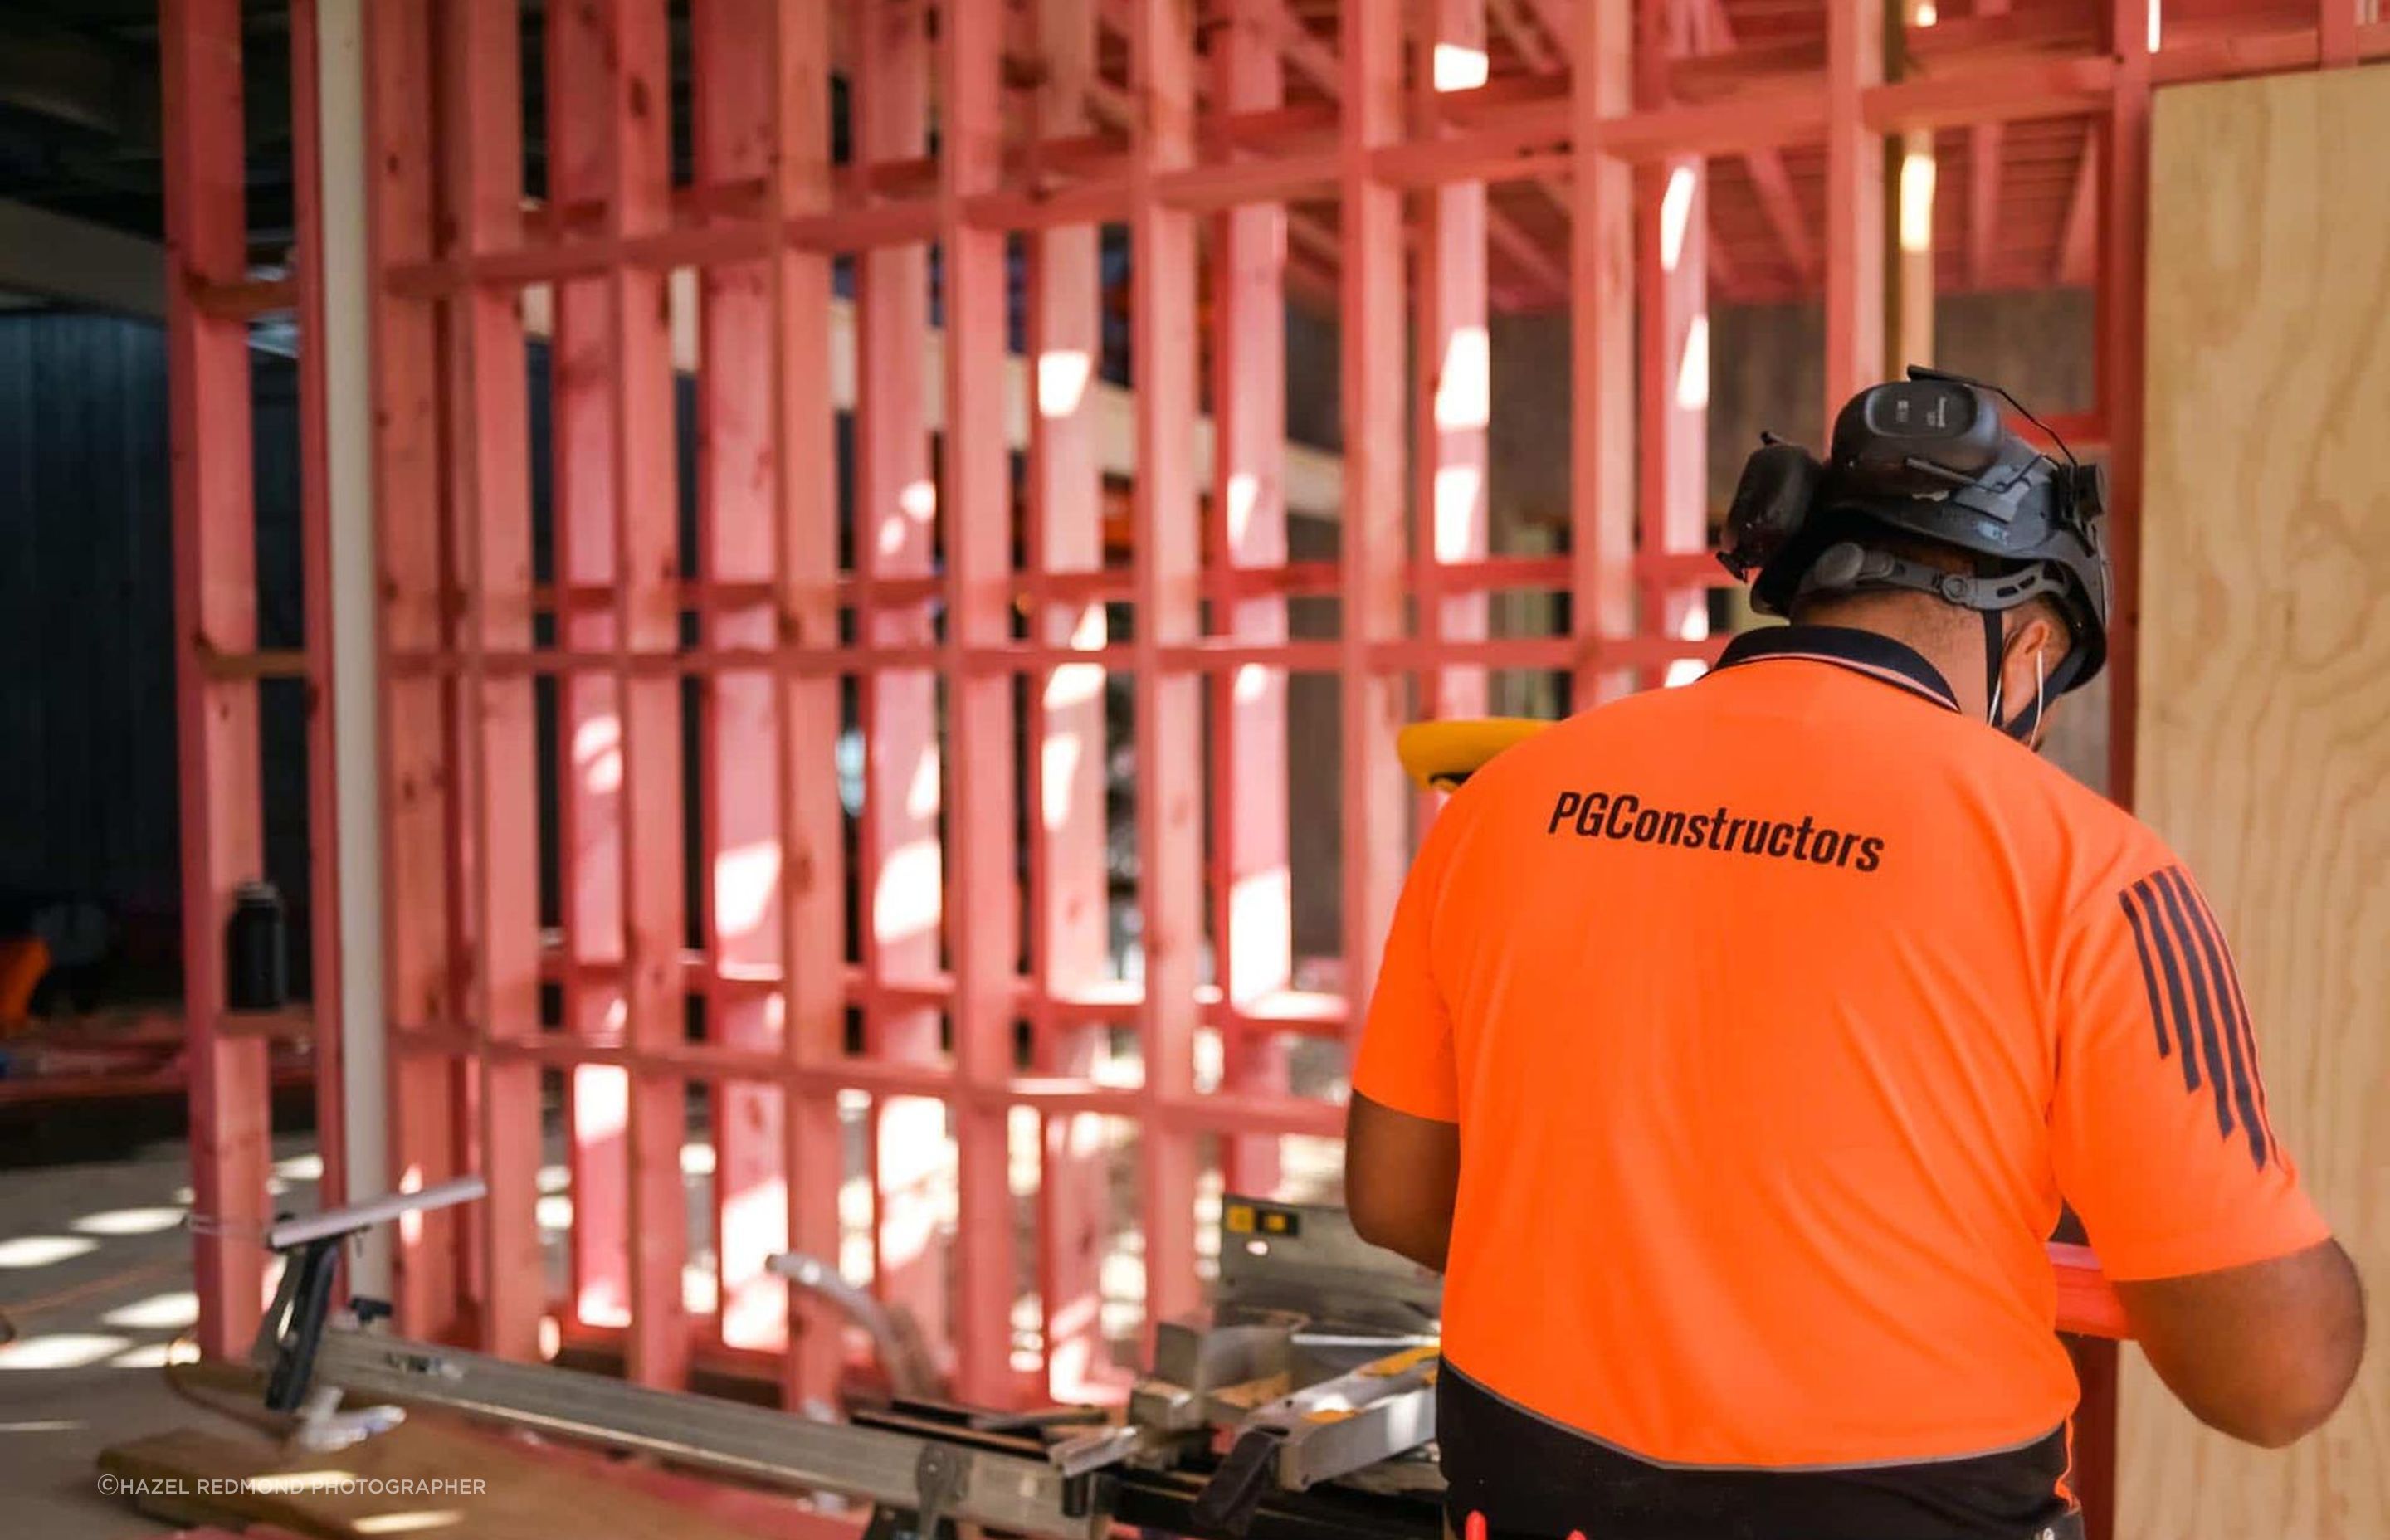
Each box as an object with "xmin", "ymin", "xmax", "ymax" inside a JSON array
[{"xmin": 0, "ymin": 1130, "xmax": 320, "ymax": 1540}]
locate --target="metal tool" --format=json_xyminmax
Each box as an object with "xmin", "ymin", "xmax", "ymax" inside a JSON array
[
  {"xmin": 307, "ymin": 1329, "xmax": 1104, "ymax": 1536},
  {"xmin": 1041, "ymin": 1195, "xmax": 1447, "ymax": 1536},
  {"xmin": 253, "ymin": 1184, "xmax": 1446, "ymax": 1540},
  {"xmin": 248, "ymin": 1176, "xmax": 486, "ymax": 1431},
  {"xmin": 1192, "ymin": 1344, "xmax": 1441, "ymax": 1535},
  {"xmin": 769, "ymin": 1250, "xmax": 941, "ymax": 1401}
]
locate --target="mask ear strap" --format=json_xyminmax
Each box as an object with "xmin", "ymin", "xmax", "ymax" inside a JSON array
[
  {"xmin": 2033, "ymin": 648, "xmax": 2047, "ymax": 747},
  {"xmin": 1994, "ymin": 637, "xmax": 2053, "ymax": 746},
  {"xmin": 2022, "ymin": 646, "xmax": 2049, "ymax": 750},
  {"xmin": 1983, "ymin": 606, "xmax": 2006, "ymax": 726}
]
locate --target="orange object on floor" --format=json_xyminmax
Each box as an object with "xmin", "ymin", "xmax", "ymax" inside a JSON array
[{"xmin": 0, "ymin": 935, "xmax": 50, "ymax": 1036}]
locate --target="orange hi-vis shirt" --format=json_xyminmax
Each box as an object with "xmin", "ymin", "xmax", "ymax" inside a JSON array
[{"xmin": 1355, "ymin": 625, "xmax": 2330, "ymax": 1474}]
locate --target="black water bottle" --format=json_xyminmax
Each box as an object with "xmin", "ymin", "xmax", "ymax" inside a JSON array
[{"xmin": 226, "ymin": 879, "xmax": 287, "ymax": 1012}]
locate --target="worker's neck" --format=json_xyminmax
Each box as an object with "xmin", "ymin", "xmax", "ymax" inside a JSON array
[{"xmin": 1794, "ymin": 599, "xmax": 1990, "ymax": 719}]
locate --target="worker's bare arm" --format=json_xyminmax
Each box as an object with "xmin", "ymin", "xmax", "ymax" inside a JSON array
[
  {"xmin": 1344, "ymin": 1091, "xmax": 1461, "ymax": 1273},
  {"xmin": 2115, "ymin": 1238, "xmax": 2365, "ymax": 1447}
]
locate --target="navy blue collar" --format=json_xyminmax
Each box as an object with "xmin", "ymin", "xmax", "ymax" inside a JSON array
[{"xmin": 1711, "ymin": 624, "xmax": 1962, "ymax": 714}]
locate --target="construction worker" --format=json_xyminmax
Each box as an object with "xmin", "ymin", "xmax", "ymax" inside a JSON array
[{"xmin": 1344, "ymin": 371, "xmax": 2365, "ymax": 1540}]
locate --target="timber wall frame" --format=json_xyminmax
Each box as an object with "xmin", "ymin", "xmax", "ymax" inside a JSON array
[{"xmin": 163, "ymin": 0, "xmax": 2387, "ymax": 1518}]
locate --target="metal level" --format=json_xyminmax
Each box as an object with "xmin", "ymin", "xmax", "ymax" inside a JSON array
[{"xmin": 309, "ymin": 1328, "xmax": 1106, "ymax": 1538}]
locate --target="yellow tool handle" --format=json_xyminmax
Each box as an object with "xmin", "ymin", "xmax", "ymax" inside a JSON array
[{"xmin": 1395, "ymin": 718, "xmax": 1553, "ymax": 792}]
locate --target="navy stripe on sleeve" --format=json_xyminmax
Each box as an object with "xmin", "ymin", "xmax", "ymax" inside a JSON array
[
  {"xmin": 2118, "ymin": 889, "xmax": 2173, "ymax": 1065},
  {"xmin": 2119, "ymin": 880, "xmax": 2199, "ymax": 1094},
  {"xmin": 2189, "ymin": 880, "xmax": 2282, "ymax": 1158},
  {"xmin": 2163, "ymin": 870, "xmax": 2270, "ymax": 1170},
  {"xmin": 2121, "ymin": 867, "xmax": 2272, "ymax": 1169},
  {"xmin": 2149, "ymin": 870, "xmax": 2234, "ymax": 1141}
]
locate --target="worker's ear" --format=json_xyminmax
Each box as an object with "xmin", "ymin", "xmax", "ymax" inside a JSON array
[
  {"xmin": 1996, "ymin": 608, "xmax": 2066, "ymax": 723},
  {"xmin": 2017, "ymin": 607, "xmax": 2069, "ymax": 661}
]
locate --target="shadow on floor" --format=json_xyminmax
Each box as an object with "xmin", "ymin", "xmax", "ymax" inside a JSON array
[{"xmin": 0, "ymin": 1131, "xmax": 320, "ymax": 1539}]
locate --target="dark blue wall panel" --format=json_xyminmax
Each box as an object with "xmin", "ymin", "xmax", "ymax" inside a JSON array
[{"xmin": 0, "ymin": 313, "xmax": 308, "ymax": 998}]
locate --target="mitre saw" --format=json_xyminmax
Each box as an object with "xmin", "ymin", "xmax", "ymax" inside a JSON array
[{"xmin": 1046, "ymin": 1196, "xmax": 1446, "ymax": 1535}]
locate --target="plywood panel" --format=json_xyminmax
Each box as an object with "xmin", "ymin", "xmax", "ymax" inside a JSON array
[{"xmin": 2129, "ymin": 61, "xmax": 2390, "ymax": 1540}]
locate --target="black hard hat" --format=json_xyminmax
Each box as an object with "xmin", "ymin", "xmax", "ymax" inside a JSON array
[{"xmin": 1719, "ymin": 369, "xmax": 2113, "ymax": 693}]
